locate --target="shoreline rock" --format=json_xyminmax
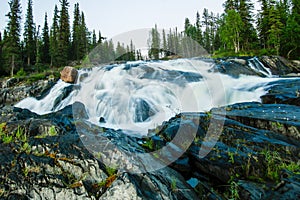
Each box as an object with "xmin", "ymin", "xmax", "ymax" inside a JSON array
[{"xmin": 60, "ymin": 66, "xmax": 78, "ymax": 84}]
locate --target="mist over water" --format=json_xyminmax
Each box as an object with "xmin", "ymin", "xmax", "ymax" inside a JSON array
[{"xmin": 16, "ymin": 58, "xmax": 281, "ymax": 135}]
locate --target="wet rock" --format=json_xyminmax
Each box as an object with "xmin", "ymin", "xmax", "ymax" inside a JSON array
[
  {"xmin": 99, "ymin": 117, "xmax": 106, "ymax": 123},
  {"xmin": 60, "ymin": 66, "xmax": 78, "ymax": 83},
  {"xmin": 0, "ymin": 104, "xmax": 199, "ymax": 200},
  {"xmin": 261, "ymin": 78, "xmax": 300, "ymax": 106},
  {"xmin": 211, "ymin": 57, "xmax": 266, "ymax": 78},
  {"xmin": 149, "ymin": 102, "xmax": 300, "ymax": 199},
  {"xmin": 133, "ymin": 98, "xmax": 156, "ymax": 122},
  {"xmin": 0, "ymin": 80, "xmax": 55, "ymax": 106},
  {"xmin": 259, "ymin": 56, "xmax": 300, "ymax": 75}
]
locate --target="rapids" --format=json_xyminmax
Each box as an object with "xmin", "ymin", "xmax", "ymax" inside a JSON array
[{"xmin": 16, "ymin": 58, "xmax": 282, "ymax": 135}]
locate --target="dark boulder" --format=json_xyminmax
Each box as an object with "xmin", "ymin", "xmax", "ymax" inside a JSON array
[
  {"xmin": 133, "ymin": 98, "xmax": 156, "ymax": 122},
  {"xmin": 261, "ymin": 78, "xmax": 300, "ymax": 106},
  {"xmin": 259, "ymin": 56, "xmax": 300, "ymax": 75}
]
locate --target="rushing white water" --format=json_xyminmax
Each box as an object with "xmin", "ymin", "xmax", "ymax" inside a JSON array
[{"xmin": 16, "ymin": 58, "xmax": 281, "ymax": 135}]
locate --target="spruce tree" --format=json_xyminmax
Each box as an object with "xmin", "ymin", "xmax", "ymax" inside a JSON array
[
  {"xmin": 72, "ymin": 3, "xmax": 80, "ymax": 61},
  {"xmin": 195, "ymin": 12, "xmax": 203, "ymax": 46},
  {"xmin": 0, "ymin": 32, "xmax": 3, "ymax": 75},
  {"xmin": 267, "ymin": 4, "xmax": 284, "ymax": 55},
  {"xmin": 91, "ymin": 29, "xmax": 97, "ymax": 49},
  {"xmin": 162, "ymin": 29, "xmax": 167, "ymax": 56},
  {"xmin": 5, "ymin": 0, "xmax": 22, "ymax": 76},
  {"xmin": 257, "ymin": 0, "xmax": 271, "ymax": 49},
  {"xmin": 57, "ymin": 0, "xmax": 71, "ymax": 66},
  {"xmin": 202, "ymin": 8, "xmax": 211, "ymax": 53},
  {"xmin": 148, "ymin": 24, "xmax": 161, "ymax": 59},
  {"xmin": 24, "ymin": 0, "xmax": 36, "ymax": 68},
  {"xmin": 282, "ymin": 0, "xmax": 300, "ymax": 59},
  {"xmin": 238, "ymin": 0, "xmax": 258, "ymax": 51},
  {"xmin": 50, "ymin": 5, "xmax": 59, "ymax": 67},
  {"xmin": 78, "ymin": 11, "xmax": 88, "ymax": 59},
  {"xmin": 41, "ymin": 13, "xmax": 50, "ymax": 64}
]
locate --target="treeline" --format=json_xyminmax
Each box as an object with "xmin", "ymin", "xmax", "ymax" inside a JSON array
[
  {"xmin": 1, "ymin": 0, "xmax": 299, "ymax": 77},
  {"xmin": 0, "ymin": 0, "xmax": 137, "ymax": 77},
  {"xmin": 148, "ymin": 0, "xmax": 300, "ymax": 60}
]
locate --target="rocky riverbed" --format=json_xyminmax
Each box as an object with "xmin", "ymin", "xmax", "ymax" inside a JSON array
[{"xmin": 0, "ymin": 56, "xmax": 299, "ymax": 199}]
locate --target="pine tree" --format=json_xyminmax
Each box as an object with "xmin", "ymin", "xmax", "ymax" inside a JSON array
[
  {"xmin": 35, "ymin": 25, "xmax": 42, "ymax": 70},
  {"xmin": 72, "ymin": 3, "xmax": 80, "ymax": 61},
  {"xmin": 57, "ymin": 0, "xmax": 71, "ymax": 66},
  {"xmin": 281, "ymin": 0, "xmax": 300, "ymax": 59},
  {"xmin": 24, "ymin": 0, "xmax": 36, "ymax": 68},
  {"xmin": 115, "ymin": 42, "xmax": 126, "ymax": 60},
  {"xmin": 91, "ymin": 29, "xmax": 97, "ymax": 49},
  {"xmin": 267, "ymin": 3, "xmax": 284, "ymax": 55},
  {"xmin": 257, "ymin": 0, "xmax": 271, "ymax": 49},
  {"xmin": 238, "ymin": 0, "xmax": 258, "ymax": 51},
  {"xmin": 162, "ymin": 29, "xmax": 167, "ymax": 56},
  {"xmin": 41, "ymin": 13, "xmax": 50, "ymax": 64},
  {"xmin": 224, "ymin": 0, "xmax": 239, "ymax": 11},
  {"xmin": 5, "ymin": 0, "xmax": 22, "ymax": 76},
  {"xmin": 78, "ymin": 11, "xmax": 89, "ymax": 60},
  {"xmin": 202, "ymin": 8, "xmax": 211, "ymax": 53},
  {"xmin": 195, "ymin": 12, "xmax": 203, "ymax": 46},
  {"xmin": 50, "ymin": 5, "xmax": 59, "ymax": 67},
  {"xmin": 148, "ymin": 24, "xmax": 161, "ymax": 59},
  {"xmin": 0, "ymin": 32, "xmax": 3, "ymax": 75}
]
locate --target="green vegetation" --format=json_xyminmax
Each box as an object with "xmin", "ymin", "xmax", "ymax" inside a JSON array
[
  {"xmin": 0, "ymin": 125, "xmax": 31, "ymax": 154},
  {"xmin": 148, "ymin": 0, "xmax": 299, "ymax": 59},
  {"xmin": 1, "ymin": 0, "xmax": 299, "ymax": 78},
  {"xmin": 0, "ymin": 0, "xmax": 138, "ymax": 78},
  {"xmin": 261, "ymin": 149, "xmax": 300, "ymax": 181},
  {"xmin": 170, "ymin": 176, "xmax": 178, "ymax": 192},
  {"xmin": 35, "ymin": 125, "xmax": 58, "ymax": 139},
  {"xmin": 142, "ymin": 139, "xmax": 154, "ymax": 150}
]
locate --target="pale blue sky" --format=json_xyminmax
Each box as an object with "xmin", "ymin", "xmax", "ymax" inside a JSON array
[{"xmin": 0, "ymin": 0, "xmax": 225, "ymax": 38}]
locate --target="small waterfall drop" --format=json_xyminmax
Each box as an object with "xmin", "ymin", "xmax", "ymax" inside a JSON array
[{"xmin": 15, "ymin": 58, "xmax": 281, "ymax": 135}]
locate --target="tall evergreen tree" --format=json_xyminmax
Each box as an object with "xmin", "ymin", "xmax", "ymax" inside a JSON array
[
  {"xmin": 148, "ymin": 24, "xmax": 161, "ymax": 59},
  {"xmin": 35, "ymin": 25, "xmax": 42, "ymax": 69},
  {"xmin": 78, "ymin": 11, "xmax": 89, "ymax": 59},
  {"xmin": 72, "ymin": 3, "xmax": 80, "ymax": 61},
  {"xmin": 162, "ymin": 29, "xmax": 167, "ymax": 55},
  {"xmin": 282, "ymin": 0, "xmax": 300, "ymax": 58},
  {"xmin": 202, "ymin": 8, "xmax": 211, "ymax": 53},
  {"xmin": 57, "ymin": 0, "xmax": 71, "ymax": 66},
  {"xmin": 115, "ymin": 42, "xmax": 126, "ymax": 60},
  {"xmin": 0, "ymin": 32, "xmax": 3, "ymax": 75},
  {"xmin": 257, "ymin": 0, "xmax": 271, "ymax": 49},
  {"xmin": 238, "ymin": 0, "xmax": 258, "ymax": 51},
  {"xmin": 91, "ymin": 29, "xmax": 97, "ymax": 49},
  {"xmin": 195, "ymin": 11, "xmax": 203, "ymax": 46},
  {"xmin": 50, "ymin": 5, "xmax": 59, "ymax": 67},
  {"xmin": 24, "ymin": 0, "xmax": 35, "ymax": 67},
  {"xmin": 267, "ymin": 4, "xmax": 284, "ymax": 55},
  {"xmin": 5, "ymin": 0, "xmax": 22, "ymax": 76},
  {"xmin": 41, "ymin": 13, "xmax": 50, "ymax": 64}
]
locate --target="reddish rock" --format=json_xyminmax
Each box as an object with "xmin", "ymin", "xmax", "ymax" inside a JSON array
[{"xmin": 60, "ymin": 66, "xmax": 78, "ymax": 83}]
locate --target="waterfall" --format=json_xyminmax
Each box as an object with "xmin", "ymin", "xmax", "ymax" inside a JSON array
[{"xmin": 15, "ymin": 58, "xmax": 281, "ymax": 135}]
